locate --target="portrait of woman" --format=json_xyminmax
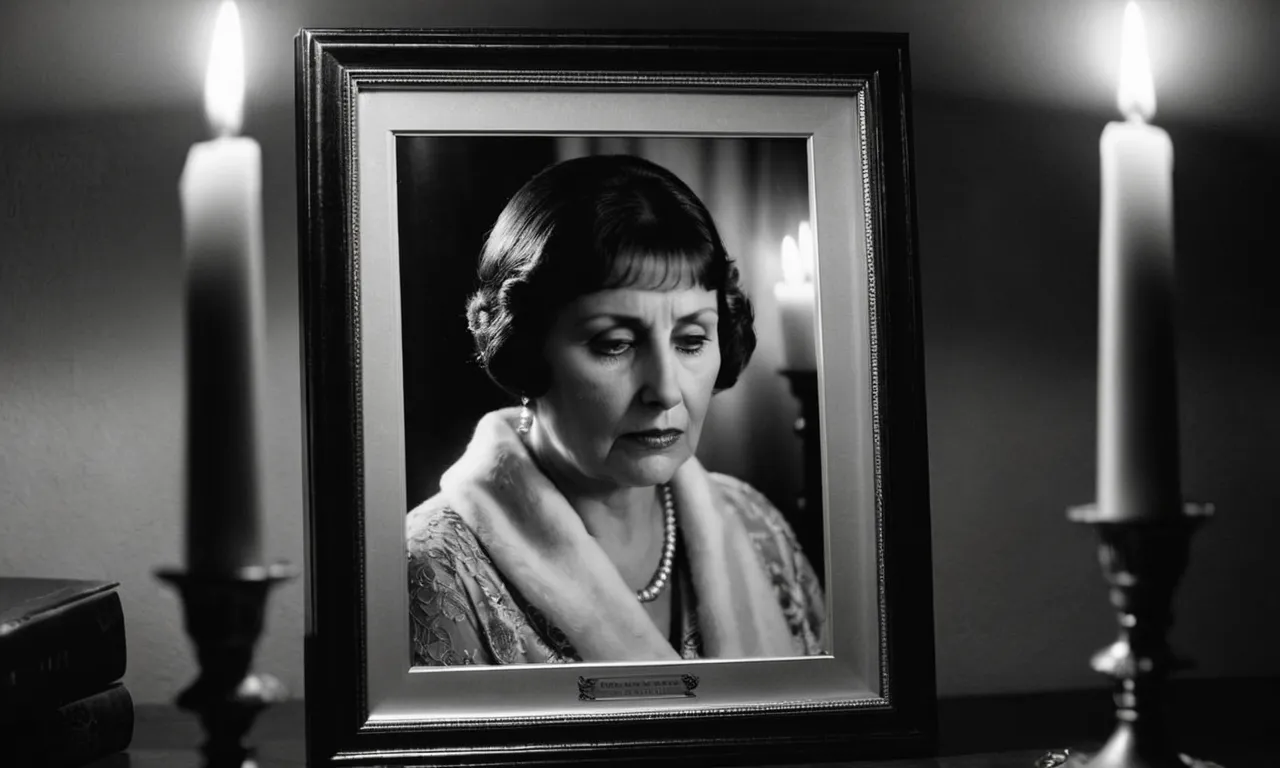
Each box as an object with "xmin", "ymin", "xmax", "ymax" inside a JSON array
[{"xmin": 405, "ymin": 153, "xmax": 826, "ymax": 666}]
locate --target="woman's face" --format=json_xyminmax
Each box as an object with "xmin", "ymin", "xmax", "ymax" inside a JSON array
[{"xmin": 532, "ymin": 285, "xmax": 722, "ymax": 492}]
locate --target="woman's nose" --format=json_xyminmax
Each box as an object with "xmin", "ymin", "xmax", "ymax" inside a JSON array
[{"xmin": 639, "ymin": 346, "xmax": 682, "ymax": 410}]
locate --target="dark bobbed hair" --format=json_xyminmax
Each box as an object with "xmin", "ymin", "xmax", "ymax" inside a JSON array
[{"xmin": 465, "ymin": 154, "xmax": 756, "ymax": 398}]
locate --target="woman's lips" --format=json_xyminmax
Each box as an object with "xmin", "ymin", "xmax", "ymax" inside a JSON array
[{"xmin": 623, "ymin": 429, "xmax": 683, "ymax": 450}]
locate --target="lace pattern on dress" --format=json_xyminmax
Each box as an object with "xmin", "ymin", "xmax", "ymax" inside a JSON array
[
  {"xmin": 708, "ymin": 474, "xmax": 827, "ymax": 656},
  {"xmin": 408, "ymin": 508, "xmax": 569, "ymax": 665}
]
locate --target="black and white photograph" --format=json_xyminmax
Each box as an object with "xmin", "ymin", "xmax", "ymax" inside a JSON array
[{"xmin": 399, "ymin": 137, "xmax": 827, "ymax": 667}]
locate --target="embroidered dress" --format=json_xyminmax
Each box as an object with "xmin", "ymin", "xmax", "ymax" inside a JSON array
[{"xmin": 407, "ymin": 473, "xmax": 826, "ymax": 666}]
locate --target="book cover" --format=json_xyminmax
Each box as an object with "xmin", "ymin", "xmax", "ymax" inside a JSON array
[
  {"xmin": 8, "ymin": 682, "xmax": 135, "ymax": 767},
  {"xmin": 0, "ymin": 577, "xmax": 127, "ymax": 710}
]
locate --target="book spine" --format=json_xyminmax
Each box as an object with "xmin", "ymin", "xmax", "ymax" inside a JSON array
[
  {"xmin": 0, "ymin": 590, "xmax": 127, "ymax": 709},
  {"xmin": 10, "ymin": 683, "xmax": 135, "ymax": 768}
]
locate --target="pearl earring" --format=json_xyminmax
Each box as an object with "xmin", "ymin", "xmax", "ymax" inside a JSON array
[{"xmin": 517, "ymin": 396, "xmax": 532, "ymax": 435}]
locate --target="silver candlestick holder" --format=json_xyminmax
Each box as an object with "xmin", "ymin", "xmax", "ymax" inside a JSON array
[
  {"xmin": 156, "ymin": 562, "xmax": 297, "ymax": 768},
  {"xmin": 1036, "ymin": 502, "xmax": 1222, "ymax": 768}
]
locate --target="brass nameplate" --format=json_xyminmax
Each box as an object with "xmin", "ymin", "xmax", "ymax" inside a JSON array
[{"xmin": 577, "ymin": 673, "xmax": 699, "ymax": 701}]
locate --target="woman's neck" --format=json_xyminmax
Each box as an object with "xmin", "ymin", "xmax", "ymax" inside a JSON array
[{"xmin": 526, "ymin": 426, "xmax": 660, "ymax": 548}]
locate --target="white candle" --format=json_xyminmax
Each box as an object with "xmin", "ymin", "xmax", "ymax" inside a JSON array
[
  {"xmin": 774, "ymin": 223, "xmax": 817, "ymax": 371},
  {"xmin": 180, "ymin": 1, "xmax": 266, "ymax": 572},
  {"xmin": 1096, "ymin": 1, "xmax": 1181, "ymax": 522}
]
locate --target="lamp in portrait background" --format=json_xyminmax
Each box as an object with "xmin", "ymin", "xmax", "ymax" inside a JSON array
[
  {"xmin": 157, "ymin": 3, "xmax": 295, "ymax": 767},
  {"xmin": 1043, "ymin": 3, "xmax": 1218, "ymax": 767}
]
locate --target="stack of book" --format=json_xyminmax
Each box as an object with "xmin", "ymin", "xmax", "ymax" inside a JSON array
[{"xmin": 0, "ymin": 577, "xmax": 133, "ymax": 767}]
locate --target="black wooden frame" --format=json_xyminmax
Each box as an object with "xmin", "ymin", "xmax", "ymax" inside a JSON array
[{"xmin": 296, "ymin": 28, "xmax": 935, "ymax": 767}]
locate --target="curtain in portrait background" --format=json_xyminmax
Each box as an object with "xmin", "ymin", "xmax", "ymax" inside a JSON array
[
  {"xmin": 556, "ymin": 137, "xmax": 816, "ymax": 569},
  {"xmin": 397, "ymin": 137, "xmax": 559, "ymax": 511}
]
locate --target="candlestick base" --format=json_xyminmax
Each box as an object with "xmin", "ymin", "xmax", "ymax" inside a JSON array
[
  {"xmin": 1034, "ymin": 503, "xmax": 1221, "ymax": 768},
  {"xmin": 156, "ymin": 562, "xmax": 297, "ymax": 768},
  {"xmin": 779, "ymin": 368, "xmax": 824, "ymax": 588},
  {"xmin": 1035, "ymin": 748, "xmax": 1223, "ymax": 768}
]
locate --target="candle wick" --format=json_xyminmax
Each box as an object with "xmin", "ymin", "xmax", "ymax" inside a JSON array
[{"xmin": 210, "ymin": 119, "xmax": 239, "ymax": 139}]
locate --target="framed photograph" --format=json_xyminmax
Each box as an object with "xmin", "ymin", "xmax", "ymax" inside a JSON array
[{"xmin": 296, "ymin": 29, "xmax": 935, "ymax": 766}]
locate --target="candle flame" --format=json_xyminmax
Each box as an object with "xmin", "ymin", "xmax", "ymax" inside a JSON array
[
  {"xmin": 204, "ymin": 1, "xmax": 245, "ymax": 137},
  {"xmin": 781, "ymin": 235, "xmax": 805, "ymax": 286},
  {"xmin": 1117, "ymin": 1, "xmax": 1156, "ymax": 121}
]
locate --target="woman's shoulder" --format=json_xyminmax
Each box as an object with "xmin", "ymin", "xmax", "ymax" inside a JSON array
[
  {"xmin": 406, "ymin": 495, "xmax": 475, "ymax": 560},
  {"xmin": 405, "ymin": 494, "xmax": 579, "ymax": 665},
  {"xmin": 404, "ymin": 494, "xmax": 488, "ymax": 573}
]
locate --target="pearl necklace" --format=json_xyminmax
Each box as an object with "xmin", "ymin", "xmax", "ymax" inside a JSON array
[{"xmin": 636, "ymin": 484, "xmax": 678, "ymax": 603}]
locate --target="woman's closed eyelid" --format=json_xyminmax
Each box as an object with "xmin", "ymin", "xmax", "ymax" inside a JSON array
[
  {"xmin": 591, "ymin": 329, "xmax": 705, "ymax": 344},
  {"xmin": 585, "ymin": 330, "xmax": 711, "ymax": 358},
  {"xmin": 590, "ymin": 331, "xmax": 633, "ymax": 345}
]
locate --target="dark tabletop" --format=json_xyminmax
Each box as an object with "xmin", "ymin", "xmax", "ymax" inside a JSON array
[{"xmin": 86, "ymin": 677, "xmax": 1277, "ymax": 767}]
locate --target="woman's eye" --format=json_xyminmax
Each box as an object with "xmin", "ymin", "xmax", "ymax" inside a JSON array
[
  {"xmin": 676, "ymin": 335, "xmax": 709, "ymax": 355},
  {"xmin": 591, "ymin": 337, "xmax": 634, "ymax": 357}
]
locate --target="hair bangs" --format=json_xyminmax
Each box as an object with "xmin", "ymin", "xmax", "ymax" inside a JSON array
[{"xmin": 600, "ymin": 243, "xmax": 717, "ymax": 293}]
